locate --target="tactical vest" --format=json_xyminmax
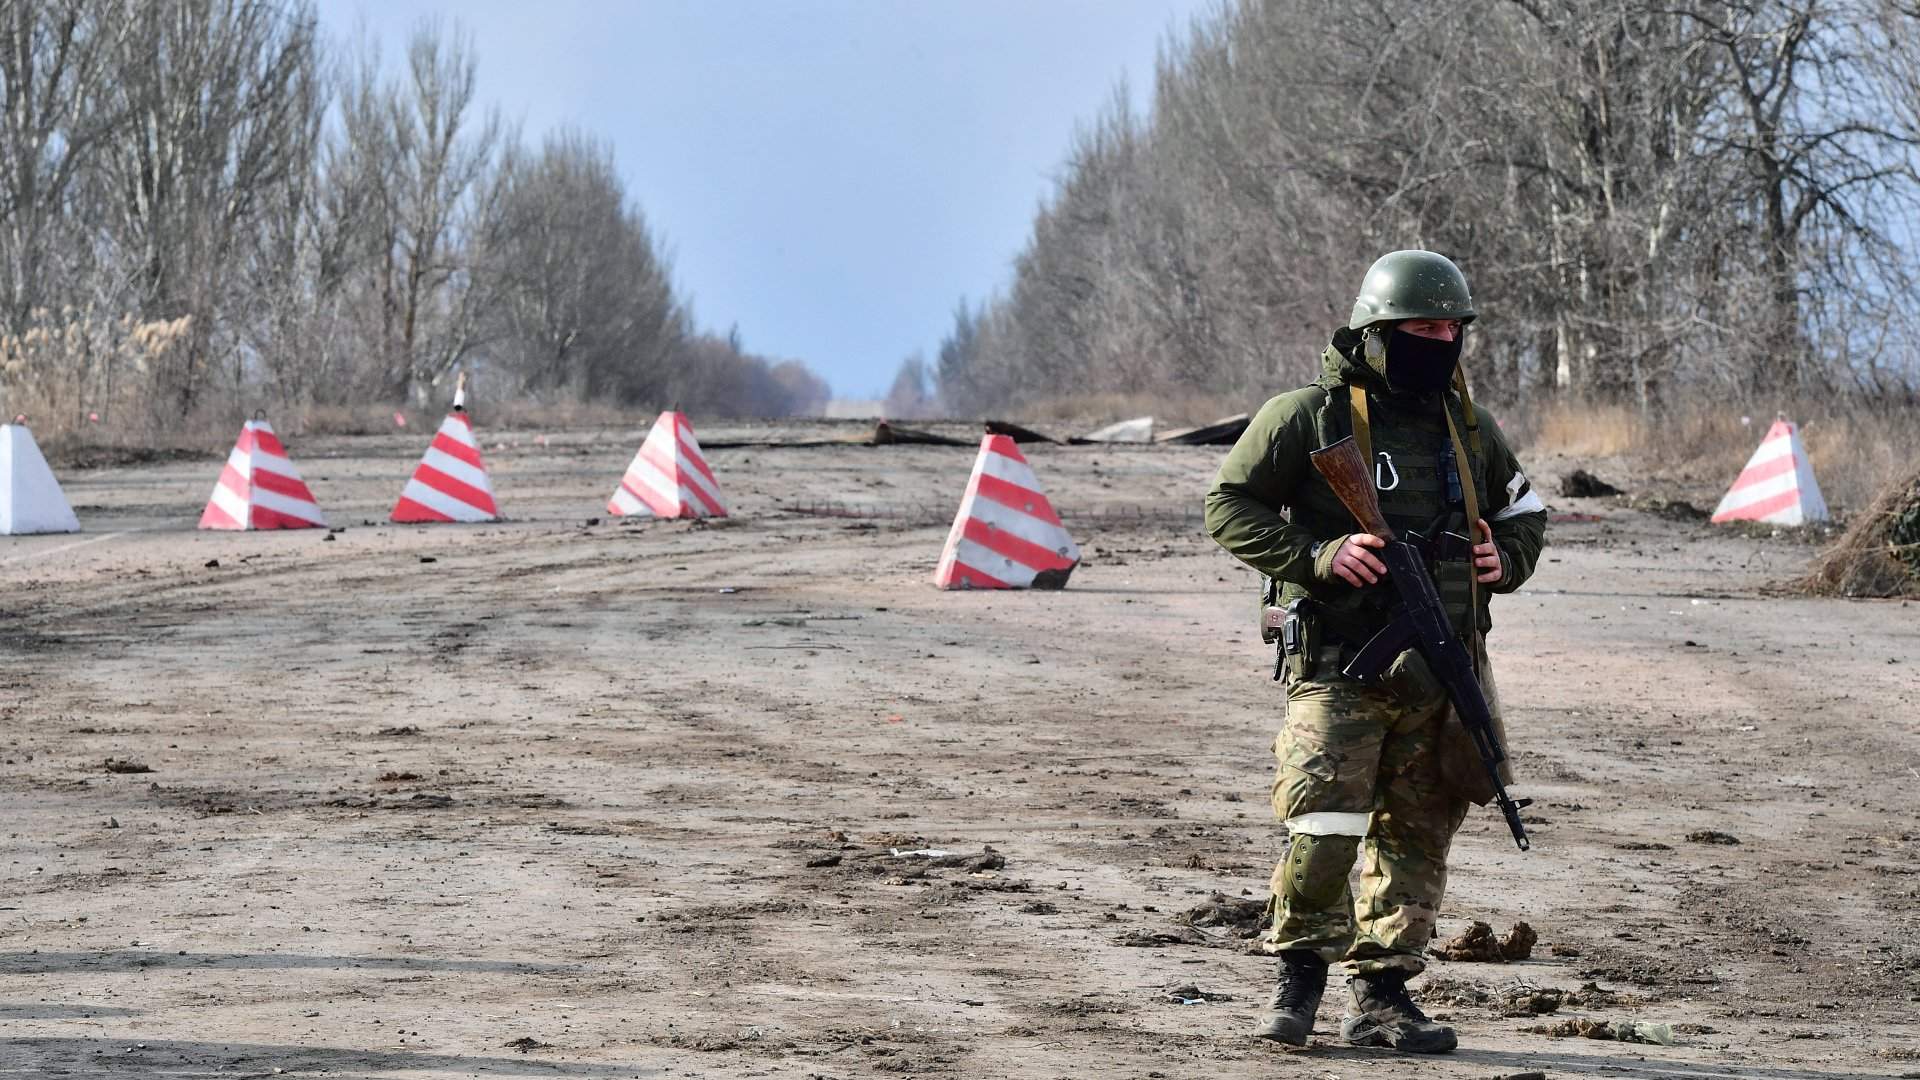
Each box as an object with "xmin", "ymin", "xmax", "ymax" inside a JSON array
[{"xmin": 1273, "ymin": 377, "xmax": 1488, "ymax": 645}]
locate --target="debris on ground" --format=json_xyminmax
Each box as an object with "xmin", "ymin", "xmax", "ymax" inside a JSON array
[
  {"xmin": 1686, "ymin": 830, "xmax": 1741, "ymax": 845},
  {"xmin": 1422, "ymin": 977, "xmax": 1628, "ymax": 1017},
  {"xmin": 929, "ymin": 847, "xmax": 1005, "ymax": 872},
  {"xmin": 868, "ymin": 421, "xmax": 970, "ymax": 447},
  {"xmin": 983, "ymin": 419, "xmax": 1056, "ymax": 444},
  {"xmin": 1155, "ymin": 413, "xmax": 1250, "ymax": 446},
  {"xmin": 885, "ymin": 846, "xmax": 1005, "ymax": 872},
  {"xmin": 103, "ymin": 758, "xmax": 153, "ymax": 774},
  {"xmin": 804, "ymin": 853, "xmax": 842, "ymax": 868},
  {"xmin": 1803, "ymin": 466, "xmax": 1920, "ymax": 597},
  {"xmin": 1560, "ymin": 469, "xmax": 1622, "ymax": 497},
  {"xmin": 1166, "ymin": 984, "xmax": 1234, "ymax": 1004},
  {"xmin": 1176, "ymin": 891, "xmax": 1268, "ymax": 940},
  {"xmin": 1524, "ymin": 1017, "xmax": 1675, "ymax": 1045},
  {"xmin": 1498, "ymin": 984, "xmax": 1567, "ymax": 1016},
  {"xmin": 1116, "ymin": 928, "xmax": 1201, "ymax": 948},
  {"xmin": 1433, "ymin": 920, "xmax": 1537, "ymax": 962},
  {"xmin": 1070, "ymin": 416, "xmax": 1153, "ymax": 444},
  {"xmin": 1630, "ymin": 496, "xmax": 1711, "ymax": 521}
]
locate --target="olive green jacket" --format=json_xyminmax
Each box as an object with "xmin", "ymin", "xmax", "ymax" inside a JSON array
[{"xmin": 1205, "ymin": 337, "xmax": 1547, "ymax": 637}]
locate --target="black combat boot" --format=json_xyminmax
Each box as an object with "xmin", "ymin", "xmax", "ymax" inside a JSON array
[
  {"xmin": 1251, "ymin": 949, "xmax": 1328, "ymax": 1045},
  {"xmin": 1340, "ymin": 970, "xmax": 1457, "ymax": 1053}
]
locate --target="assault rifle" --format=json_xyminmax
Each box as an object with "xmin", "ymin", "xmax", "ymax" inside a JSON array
[{"xmin": 1309, "ymin": 435, "xmax": 1533, "ymax": 851}]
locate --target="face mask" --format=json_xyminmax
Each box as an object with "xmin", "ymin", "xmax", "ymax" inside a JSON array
[{"xmin": 1383, "ymin": 328, "xmax": 1461, "ymax": 395}]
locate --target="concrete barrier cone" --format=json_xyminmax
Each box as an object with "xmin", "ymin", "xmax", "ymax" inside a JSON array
[
  {"xmin": 935, "ymin": 434, "xmax": 1080, "ymax": 589},
  {"xmin": 199, "ymin": 416, "xmax": 326, "ymax": 530},
  {"xmin": 1711, "ymin": 416, "xmax": 1828, "ymax": 525},
  {"xmin": 608, "ymin": 411, "xmax": 727, "ymax": 519},
  {"xmin": 391, "ymin": 375, "xmax": 500, "ymax": 523},
  {"xmin": 0, "ymin": 419, "xmax": 81, "ymax": 535}
]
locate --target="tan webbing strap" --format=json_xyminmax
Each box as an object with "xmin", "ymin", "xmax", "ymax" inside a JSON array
[
  {"xmin": 1445, "ymin": 400, "xmax": 1482, "ymax": 617},
  {"xmin": 1451, "ymin": 366, "xmax": 1484, "ymax": 457},
  {"xmin": 1444, "ymin": 401, "xmax": 1480, "ymax": 528},
  {"xmin": 1348, "ymin": 387, "xmax": 1373, "ymax": 479}
]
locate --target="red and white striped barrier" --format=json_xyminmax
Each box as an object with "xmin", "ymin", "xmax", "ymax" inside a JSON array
[
  {"xmin": 391, "ymin": 397, "xmax": 501, "ymax": 524},
  {"xmin": 608, "ymin": 411, "xmax": 728, "ymax": 519},
  {"xmin": 1711, "ymin": 418, "xmax": 1828, "ymax": 525},
  {"xmin": 198, "ymin": 418, "xmax": 326, "ymax": 530},
  {"xmin": 934, "ymin": 434, "xmax": 1080, "ymax": 589}
]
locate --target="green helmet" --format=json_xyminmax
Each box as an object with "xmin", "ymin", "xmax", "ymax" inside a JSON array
[{"xmin": 1346, "ymin": 249, "xmax": 1477, "ymax": 330}]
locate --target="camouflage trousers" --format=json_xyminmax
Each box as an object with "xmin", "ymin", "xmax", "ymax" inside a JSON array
[{"xmin": 1260, "ymin": 645, "xmax": 1471, "ymax": 976}]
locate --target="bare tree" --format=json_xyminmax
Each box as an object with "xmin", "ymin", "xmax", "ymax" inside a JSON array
[
  {"xmin": 383, "ymin": 18, "xmax": 500, "ymax": 408},
  {"xmin": 0, "ymin": 0, "xmax": 128, "ymax": 335},
  {"xmin": 480, "ymin": 129, "xmax": 685, "ymax": 404},
  {"xmin": 939, "ymin": 0, "xmax": 1920, "ymax": 414},
  {"xmin": 98, "ymin": 0, "xmax": 319, "ymax": 416},
  {"xmin": 884, "ymin": 352, "xmax": 933, "ymax": 418}
]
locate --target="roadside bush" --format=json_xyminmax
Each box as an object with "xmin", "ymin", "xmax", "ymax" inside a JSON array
[{"xmin": 1802, "ymin": 469, "xmax": 1920, "ymax": 598}]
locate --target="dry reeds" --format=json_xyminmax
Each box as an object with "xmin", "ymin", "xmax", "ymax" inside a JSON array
[{"xmin": 1514, "ymin": 398, "xmax": 1920, "ymax": 517}]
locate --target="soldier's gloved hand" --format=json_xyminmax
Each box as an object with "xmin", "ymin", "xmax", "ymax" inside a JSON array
[
  {"xmin": 1329, "ymin": 533, "xmax": 1389, "ymax": 587},
  {"xmin": 1473, "ymin": 518, "xmax": 1505, "ymax": 584}
]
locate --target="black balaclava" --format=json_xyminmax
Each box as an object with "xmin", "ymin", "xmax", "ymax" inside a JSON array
[{"xmin": 1381, "ymin": 327, "xmax": 1462, "ymax": 396}]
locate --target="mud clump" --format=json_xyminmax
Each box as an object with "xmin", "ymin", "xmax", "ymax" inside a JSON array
[
  {"xmin": 1560, "ymin": 470, "xmax": 1622, "ymax": 497},
  {"xmin": 1525, "ymin": 1017, "xmax": 1675, "ymax": 1044},
  {"xmin": 1686, "ymin": 829, "xmax": 1741, "ymax": 845},
  {"xmin": 1433, "ymin": 920, "xmax": 1537, "ymax": 962},
  {"xmin": 1631, "ymin": 496, "xmax": 1711, "ymax": 521},
  {"xmin": 1166, "ymin": 984, "xmax": 1234, "ymax": 1004},
  {"xmin": 1177, "ymin": 891, "xmax": 1267, "ymax": 940},
  {"xmin": 1424, "ymin": 977, "xmax": 1632, "ymax": 1016},
  {"xmin": 927, "ymin": 847, "xmax": 1005, "ymax": 872}
]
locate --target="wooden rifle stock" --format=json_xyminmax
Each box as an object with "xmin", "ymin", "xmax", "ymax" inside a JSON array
[{"xmin": 1309, "ymin": 436, "xmax": 1395, "ymax": 540}]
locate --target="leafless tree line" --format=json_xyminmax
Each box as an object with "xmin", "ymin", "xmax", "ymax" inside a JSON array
[
  {"xmin": 0, "ymin": 0, "xmax": 827, "ymax": 434},
  {"xmin": 930, "ymin": 0, "xmax": 1920, "ymax": 416}
]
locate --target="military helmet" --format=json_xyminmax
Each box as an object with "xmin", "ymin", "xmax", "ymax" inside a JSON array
[{"xmin": 1347, "ymin": 249, "xmax": 1476, "ymax": 330}]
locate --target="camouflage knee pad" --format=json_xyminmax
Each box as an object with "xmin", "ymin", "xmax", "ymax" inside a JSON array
[{"xmin": 1282, "ymin": 832, "xmax": 1361, "ymax": 909}]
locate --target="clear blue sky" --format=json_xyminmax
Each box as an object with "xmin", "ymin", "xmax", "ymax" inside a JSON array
[{"xmin": 322, "ymin": 0, "xmax": 1214, "ymax": 399}]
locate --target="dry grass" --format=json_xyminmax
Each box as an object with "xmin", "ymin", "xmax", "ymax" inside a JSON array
[
  {"xmin": 1801, "ymin": 467, "xmax": 1920, "ymax": 597},
  {"xmin": 1513, "ymin": 398, "xmax": 1920, "ymax": 518}
]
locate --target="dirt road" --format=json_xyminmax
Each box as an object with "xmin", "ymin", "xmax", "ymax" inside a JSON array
[{"xmin": 2, "ymin": 424, "xmax": 1916, "ymax": 1078}]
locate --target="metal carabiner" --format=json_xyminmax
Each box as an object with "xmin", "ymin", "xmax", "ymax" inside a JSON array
[{"xmin": 1375, "ymin": 450, "xmax": 1400, "ymax": 491}]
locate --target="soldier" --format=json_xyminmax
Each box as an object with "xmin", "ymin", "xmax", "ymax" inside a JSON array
[{"xmin": 1203, "ymin": 250, "xmax": 1547, "ymax": 1053}]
